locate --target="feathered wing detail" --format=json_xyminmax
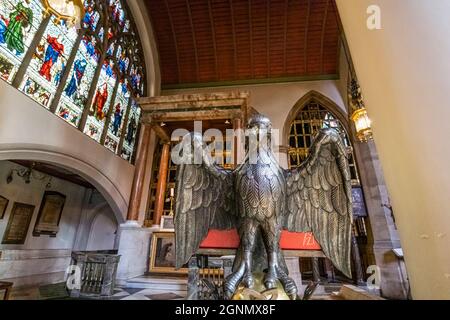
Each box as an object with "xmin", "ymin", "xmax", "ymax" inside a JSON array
[
  {"xmin": 175, "ymin": 134, "xmax": 236, "ymax": 269},
  {"xmin": 284, "ymin": 129, "xmax": 353, "ymax": 277}
]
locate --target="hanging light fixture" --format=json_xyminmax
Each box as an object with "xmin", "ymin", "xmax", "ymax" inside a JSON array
[
  {"xmin": 349, "ymin": 79, "xmax": 373, "ymax": 142},
  {"xmin": 41, "ymin": 0, "xmax": 85, "ymax": 29}
]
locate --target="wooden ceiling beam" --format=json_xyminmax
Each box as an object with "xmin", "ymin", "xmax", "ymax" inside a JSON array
[
  {"xmin": 186, "ymin": 0, "xmax": 200, "ymax": 82},
  {"xmin": 248, "ymin": 0, "xmax": 254, "ymax": 79},
  {"xmin": 320, "ymin": 0, "xmax": 331, "ymax": 74},
  {"xmin": 266, "ymin": 0, "xmax": 270, "ymax": 78},
  {"xmin": 229, "ymin": 0, "xmax": 238, "ymax": 79},
  {"xmin": 283, "ymin": 0, "xmax": 289, "ymax": 74},
  {"xmin": 207, "ymin": 0, "xmax": 219, "ymax": 81},
  {"xmin": 304, "ymin": 0, "xmax": 311, "ymax": 73},
  {"xmin": 164, "ymin": 0, "xmax": 181, "ymax": 83}
]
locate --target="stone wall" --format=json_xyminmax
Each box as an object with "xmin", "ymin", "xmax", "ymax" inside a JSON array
[{"xmin": 0, "ymin": 161, "xmax": 118, "ymax": 288}]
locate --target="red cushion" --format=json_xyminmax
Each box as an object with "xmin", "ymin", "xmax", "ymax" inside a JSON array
[{"xmin": 199, "ymin": 229, "xmax": 321, "ymax": 250}]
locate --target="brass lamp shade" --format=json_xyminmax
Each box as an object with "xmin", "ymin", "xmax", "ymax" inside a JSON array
[{"xmin": 351, "ymin": 107, "xmax": 373, "ymax": 142}]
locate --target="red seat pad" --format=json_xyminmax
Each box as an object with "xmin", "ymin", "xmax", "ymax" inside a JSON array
[{"xmin": 199, "ymin": 229, "xmax": 321, "ymax": 250}]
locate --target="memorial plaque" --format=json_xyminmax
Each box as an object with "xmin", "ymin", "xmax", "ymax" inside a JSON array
[
  {"xmin": 33, "ymin": 191, "xmax": 66, "ymax": 237},
  {"xmin": 2, "ymin": 202, "xmax": 35, "ymax": 244}
]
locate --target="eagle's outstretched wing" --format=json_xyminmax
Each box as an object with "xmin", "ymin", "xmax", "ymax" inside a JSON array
[
  {"xmin": 284, "ymin": 128, "xmax": 353, "ymax": 277},
  {"xmin": 174, "ymin": 133, "xmax": 236, "ymax": 269}
]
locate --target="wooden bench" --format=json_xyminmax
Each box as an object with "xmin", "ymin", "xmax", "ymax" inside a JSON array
[{"xmin": 0, "ymin": 281, "xmax": 13, "ymax": 300}]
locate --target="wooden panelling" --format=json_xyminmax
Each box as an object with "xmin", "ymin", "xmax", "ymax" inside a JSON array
[{"xmin": 145, "ymin": 0, "xmax": 341, "ymax": 88}]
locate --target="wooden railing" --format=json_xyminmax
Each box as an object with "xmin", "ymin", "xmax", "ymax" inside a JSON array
[{"xmin": 187, "ymin": 255, "xmax": 232, "ymax": 300}]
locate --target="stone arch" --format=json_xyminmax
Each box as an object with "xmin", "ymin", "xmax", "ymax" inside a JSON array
[
  {"xmin": 0, "ymin": 148, "xmax": 126, "ymax": 224},
  {"xmin": 282, "ymin": 90, "xmax": 350, "ymax": 147}
]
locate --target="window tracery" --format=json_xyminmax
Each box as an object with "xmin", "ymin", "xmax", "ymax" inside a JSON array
[{"xmin": 0, "ymin": 0, "xmax": 146, "ymax": 163}]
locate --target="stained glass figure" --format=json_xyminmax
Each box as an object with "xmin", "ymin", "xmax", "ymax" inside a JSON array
[
  {"xmin": 0, "ymin": 0, "xmax": 43, "ymax": 81},
  {"xmin": 22, "ymin": 16, "xmax": 77, "ymax": 107},
  {"xmin": 121, "ymin": 99, "xmax": 140, "ymax": 162},
  {"xmin": 105, "ymin": 78, "xmax": 129, "ymax": 152},
  {"xmin": 56, "ymin": 34, "xmax": 98, "ymax": 126},
  {"xmin": 21, "ymin": 74, "xmax": 52, "ymax": 108},
  {"xmin": 82, "ymin": 3, "xmax": 99, "ymax": 31},
  {"xmin": 84, "ymin": 58, "xmax": 116, "ymax": 142}
]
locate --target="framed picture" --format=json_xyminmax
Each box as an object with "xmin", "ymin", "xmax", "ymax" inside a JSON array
[
  {"xmin": 149, "ymin": 232, "xmax": 188, "ymax": 274},
  {"xmin": 160, "ymin": 215, "xmax": 174, "ymax": 231},
  {"xmin": 0, "ymin": 195, "xmax": 9, "ymax": 219},
  {"xmin": 33, "ymin": 191, "xmax": 66, "ymax": 237},
  {"xmin": 2, "ymin": 202, "xmax": 35, "ymax": 244}
]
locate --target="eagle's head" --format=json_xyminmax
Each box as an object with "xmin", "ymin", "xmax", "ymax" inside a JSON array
[
  {"xmin": 246, "ymin": 114, "xmax": 273, "ymax": 154},
  {"xmin": 247, "ymin": 114, "xmax": 272, "ymax": 132}
]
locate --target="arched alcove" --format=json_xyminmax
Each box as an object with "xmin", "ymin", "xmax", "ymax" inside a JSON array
[
  {"xmin": 0, "ymin": 149, "xmax": 126, "ymax": 224},
  {"xmin": 86, "ymin": 208, "xmax": 118, "ymax": 251}
]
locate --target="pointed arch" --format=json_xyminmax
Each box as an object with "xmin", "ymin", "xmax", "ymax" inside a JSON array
[{"xmin": 282, "ymin": 90, "xmax": 349, "ymax": 147}]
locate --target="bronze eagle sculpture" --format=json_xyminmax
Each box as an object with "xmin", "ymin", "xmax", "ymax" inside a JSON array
[{"xmin": 174, "ymin": 114, "xmax": 353, "ymax": 299}]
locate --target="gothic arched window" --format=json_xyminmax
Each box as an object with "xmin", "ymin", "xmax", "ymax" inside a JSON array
[
  {"xmin": 287, "ymin": 99, "xmax": 360, "ymax": 185},
  {"xmin": 0, "ymin": 0, "xmax": 146, "ymax": 163}
]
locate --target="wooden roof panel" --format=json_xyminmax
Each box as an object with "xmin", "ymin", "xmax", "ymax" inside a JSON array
[{"xmin": 145, "ymin": 0, "xmax": 341, "ymax": 88}]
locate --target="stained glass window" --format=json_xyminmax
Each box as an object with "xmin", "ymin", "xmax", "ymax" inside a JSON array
[
  {"xmin": 121, "ymin": 100, "xmax": 140, "ymax": 162},
  {"xmin": 84, "ymin": 58, "xmax": 117, "ymax": 141},
  {"xmin": 57, "ymin": 34, "xmax": 99, "ymax": 127},
  {"xmin": 288, "ymin": 101, "xmax": 360, "ymax": 185},
  {"xmin": 105, "ymin": 78, "xmax": 130, "ymax": 153},
  {"xmin": 0, "ymin": 0, "xmax": 44, "ymax": 82},
  {"xmin": 20, "ymin": 16, "xmax": 78, "ymax": 108},
  {"xmin": 0, "ymin": 0, "xmax": 146, "ymax": 163}
]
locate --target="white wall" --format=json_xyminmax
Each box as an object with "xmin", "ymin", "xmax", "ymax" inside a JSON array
[
  {"xmin": 0, "ymin": 161, "xmax": 85, "ymax": 250},
  {"xmin": 0, "ymin": 80, "xmax": 135, "ymax": 222},
  {"xmin": 86, "ymin": 211, "xmax": 118, "ymax": 251},
  {"xmin": 0, "ymin": 161, "xmax": 118, "ymax": 287},
  {"xmin": 336, "ymin": 0, "xmax": 450, "ymax": 299}
]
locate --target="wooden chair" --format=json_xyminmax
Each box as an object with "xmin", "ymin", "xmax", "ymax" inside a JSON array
[{"xmin": 0, "ymin": 281, "xmax": 13, "ymax": 300}]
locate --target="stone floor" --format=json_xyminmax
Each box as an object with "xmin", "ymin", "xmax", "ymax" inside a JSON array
[
  {"xmin": 8, "ymin": 284, "xmax": 186, "ymax": 300},
  {"xmin": 7, "ymin": 276, "xmax": 362, "ymax": 300}
]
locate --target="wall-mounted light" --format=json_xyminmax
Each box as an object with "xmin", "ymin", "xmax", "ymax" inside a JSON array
[
  {"xmin": 349, "ymin": 79, "xmax": 373, "ymax": 142},
  {"xmin": 41, "ymin": 0, "xmax": 85, "ymax": 29},
  {"xmin": 6, "ymin": 162, "xmax": 52, "ymax": 188}
]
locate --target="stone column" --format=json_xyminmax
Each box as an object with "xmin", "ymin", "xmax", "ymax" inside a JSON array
[
  {"xmin": 153, "ymin": 142, "xmax": 171, "ymax": 226},
  {"xmin": 116, "ymin": 124, "xmax": 154, "ymax": 283},
  {"xmin": 126, "ymin": 124, "xmax": 152, "ymax": 222}
]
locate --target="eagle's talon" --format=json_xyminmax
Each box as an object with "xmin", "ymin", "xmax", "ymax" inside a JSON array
[
  {"xmin": 263, "ymin": 275, "xmax": 277, "ymax": 289},
  {"xmin": 242, "ymin": 273, "xmax": 255, "ymax": 288},
  {"xmin": 278, "ymin": 274, "xmax": 298, "ymax": 299}
]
